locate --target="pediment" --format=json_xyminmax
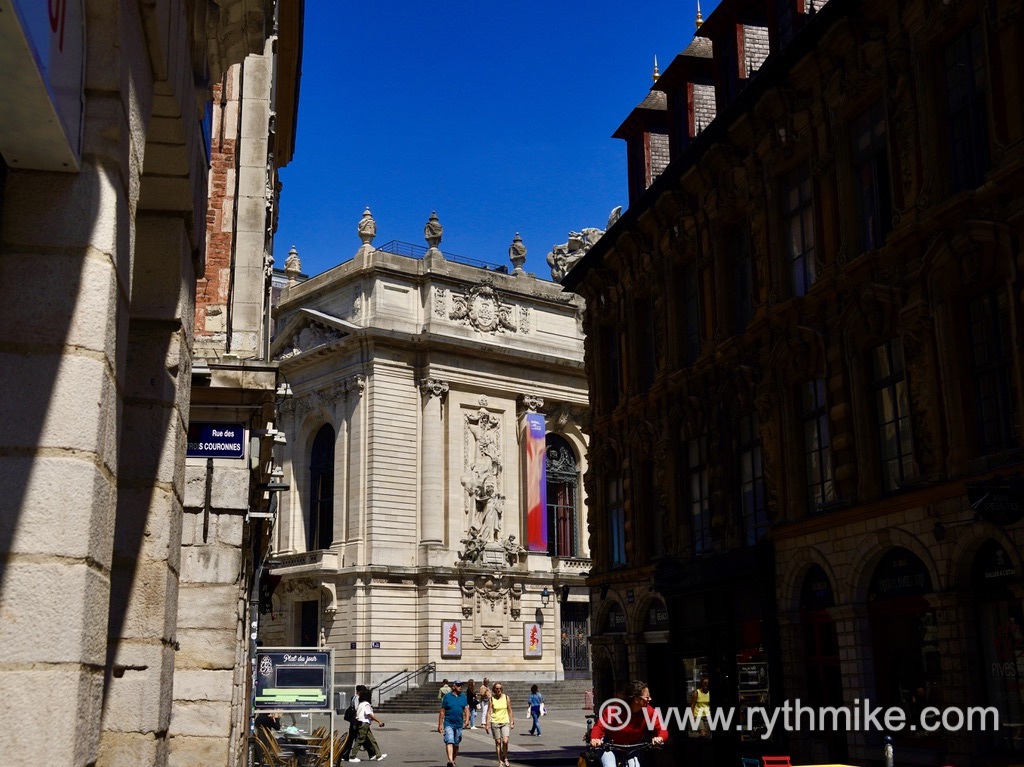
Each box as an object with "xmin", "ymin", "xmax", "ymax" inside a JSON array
[{"xmin": 271, "ymin": 309, "xmax": 361, "ymax": 361}]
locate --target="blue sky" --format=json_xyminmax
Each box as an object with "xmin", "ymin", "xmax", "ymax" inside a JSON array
[{"xmin": 274, "ymin": 0, "xmax": 720, "ymax": 281}]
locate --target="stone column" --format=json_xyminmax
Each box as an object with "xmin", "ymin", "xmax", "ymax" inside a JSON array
[{"xmin": 420, "ymin": 378, "xmax": 449, "ymax": 545}]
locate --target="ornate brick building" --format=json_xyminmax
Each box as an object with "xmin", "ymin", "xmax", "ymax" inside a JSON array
[{"xmin": 565, "ymin": 0, "xmax": 1024, "ymax": 765}]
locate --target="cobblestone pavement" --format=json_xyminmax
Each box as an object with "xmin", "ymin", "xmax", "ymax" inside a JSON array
[{"xmin": 339, "ymin": 708, "xmax": 592, "ymax": 767}]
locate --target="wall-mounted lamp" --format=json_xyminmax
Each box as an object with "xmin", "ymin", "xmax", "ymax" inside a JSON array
[{"xmin": 541, "ymin": 587, "xmax": 551, "ymax": 608}]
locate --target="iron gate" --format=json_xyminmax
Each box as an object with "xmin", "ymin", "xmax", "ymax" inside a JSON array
[{"xmin": 560, "ymin": 602, "xmax": 591, "ymax": 679}]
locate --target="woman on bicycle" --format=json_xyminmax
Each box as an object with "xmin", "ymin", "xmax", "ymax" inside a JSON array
[{"xmin": 589, "ymin": 680, "xmax": 667, "ymax": 767}]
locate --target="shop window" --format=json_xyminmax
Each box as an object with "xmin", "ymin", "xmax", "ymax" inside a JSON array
[
  {"xmin": 973, "ymin": 539, "xmax": 1024, "ymax": 754},
  {"xmin": 608, "ymin": 475, "xmax": 626, "ymax": 567},
  {"xmin": 872, "ymin": 339, "xmax": 915, "ymax": 491},
  {"xmin": 297, "ymin": 599, "xmax": 320, "ymax": 647},
  {"xmin": 738, "ymin": 412, "xmax": 768, "ymax": 545},
  {"xmin": 307, "ymin": 424, "xmax": 334, "ymax": 551},
  {"xmin": 782, "ymin": 164, "xmax": 816, "ymax": 297},
  {"xmin": 851, "ymin": 99, "xmax": 892, "ymax": 253},
  {"xmin": 868, "ymin": 548, "xmax": 939, "ymax": 723},
  {"xmin": 688, "ymin": 436, "xmax": 711, "ymax": 554},
  {"xmin": 969, "ymin": 290, "xmax": 1019, "ymax": 453},
  {"xmin": 546, "ymin": 434, "xmax": 580, "ymax": 558},
  {"xmin": 802, "ymin": 379, "xmax": 834, "ymax": 512},
  {"xmin": 944, "ymin": 22, "xmax": 990, "ymax": 193}
]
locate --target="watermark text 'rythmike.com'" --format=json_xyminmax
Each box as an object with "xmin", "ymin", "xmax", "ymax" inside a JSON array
[{"xmin": 596, "ymin": 698, "xmax": 999, "ymax": 741}]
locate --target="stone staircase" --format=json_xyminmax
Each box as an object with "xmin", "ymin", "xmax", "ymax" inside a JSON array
[{"xmin": 376, "ymin": 678, "xmax": 593, "ymax": 713}]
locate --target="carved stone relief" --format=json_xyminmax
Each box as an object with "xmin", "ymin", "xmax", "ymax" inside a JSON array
[
  {"xmin": 434, "ymin": 287, "xmax": 447, "ymax": 318},
  {"xmin": 276, "ymin": 321, "xmax": 345, "ymax": 360},
  {"xmin": 450, "ymin": 280, "xmax": 517, "ymax": 333},
  {"xmin": 461, "ymin": 404, "xmax": 505, "ymax": 545}
]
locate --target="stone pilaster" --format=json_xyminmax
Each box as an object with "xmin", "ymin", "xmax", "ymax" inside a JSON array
[{"xmin": 420, "ymin": 378, "xmax": 449, "ymax": 545}]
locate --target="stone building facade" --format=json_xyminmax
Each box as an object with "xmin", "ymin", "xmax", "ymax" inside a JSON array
[
  {"xmin": 565, "ymin": 0, "xmax": 1024, "ymax": 765},
  {"xmin": 259, "ymin": 216, "xmax": 593, "ymax": 689},
  {"xmin": 0, "ymin": 2, "xmax": 301, "ymax": 766}
]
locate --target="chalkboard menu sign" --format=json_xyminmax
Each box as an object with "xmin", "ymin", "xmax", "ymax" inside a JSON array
[{"xmin": 254, "ymin": 648, "xmax": 333, "ymax": 710}]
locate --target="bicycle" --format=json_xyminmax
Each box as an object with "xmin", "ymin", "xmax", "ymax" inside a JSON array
[{"xmin": 580, "ymin": 719, "xmax": 659, "ymax": 767}]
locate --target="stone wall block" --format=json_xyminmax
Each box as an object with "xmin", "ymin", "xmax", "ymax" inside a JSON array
[
  {"xmin": 210, "ymin": 466, "xmax": 251, "ymax": 511},
  {"xmin": 175, "ymin": 628, "xmax": 240, "ymax": 669},
  {"xmin": 0, "ymin": 456, "xmax": 115, "ymax": 565},
  {"xmin": 167, "ymin": 699, "xmax": 234, "ymax": 738},
  {"xmin": 180, "ymin": 543, "xmax": 243, "ymax": 584},
  {"xmin": 172, "ymin": 669, "xmax": 235, "ymax": 702},
  {"xmin": 176, "ymin": 584, "xmax": 243, "ymax": 630},
  {"xmin": 0, "ymin": 562, "xmax": 111, "ymax": 664},
  {"xmin": 3, "ymin": 353, "xmax": 114, "ymax": 459},
  {"xmin": 239, "ymin": 96, "xmax": 271, "ymax": 142},
  {"xmin": 133, "ymin": 216, "xmax": 191, "ymax": 318},
  {"xmin": 117, "ymin": 559, "xmax": 180, "ymax": 638},
  {"xmin": 167, "ymin": 735, "xmax": 232, "ymax": 767},
  {"xmin": 104, "ymin": 642, "xmax": 176, "ymax": 731},
  {"xmin": 238, "ymin": 135, "xmax": 268, "ymax": 169},
  {"xmin": 1, "ymin": 667, "xmax": 104, "ymax": 764},
  {"xmin": 96, "ymin": 733, "xmax": 161, "ymax": 767},
  {"xmin": 2, "ymin": 249, "xmax": 122, "ymax": 359},
  {"xmin": 183, "ymin": 465, "xmax": 208, "ymax": 510},
  {"xmin": 215, "ymin": 511, "xmax": 245, "ymax": 546},
  {"xmin": 120, "ymin": 402, "xmax": 185, "ymax": 486}
]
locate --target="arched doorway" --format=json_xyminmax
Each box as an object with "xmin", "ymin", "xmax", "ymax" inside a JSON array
[
  {"xmin": 867, "ymin": 548, "xmax": 938, "ymax": 715},
  {"xmin": 973, "ymin": 539, "xmax": 1024, "ymax": 755},
  {"xmin": 800, "ymin": 564, "xmax": 846, "ymax": 758}
]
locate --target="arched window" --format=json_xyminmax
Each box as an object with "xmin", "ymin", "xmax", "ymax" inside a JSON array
[
  {"xmin": 546, "ymin": 434, "xmax": 579, "ymax": 558},
  {"xmin": 308, "ymin": 424, "xmax": 334, "ymax": 551}
]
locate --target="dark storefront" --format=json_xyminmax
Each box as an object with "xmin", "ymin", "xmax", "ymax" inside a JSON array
[{"xmin": 654, "ymin": 545, "xmax": 780, "ymax": 767}]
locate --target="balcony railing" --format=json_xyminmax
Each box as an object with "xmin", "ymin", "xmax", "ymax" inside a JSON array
[{"xmin": 375, "ymin": 240, "xmax": 507, "ymax": 272}]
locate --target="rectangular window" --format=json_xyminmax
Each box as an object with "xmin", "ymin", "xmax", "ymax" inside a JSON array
[
  {"xmin": 782, "ymin": 164, "xmax": 817, "ymax": 297},
  {"xmin": 944, "ymin": 22, "xmax": 989, "ymax": 193},
  {"xmin": 634, "ymin": 297, "xmax": 656, "ymax": 391},
  {"xmin": 688, "ymin": 436, "xmax": 711, "ymax": 554},
  {"xmin": 852, "ymin": 100, "xmax": 892, "ymax": 253},
  {"xmin": 641, "ymin": 461, "xmax": 665, "ymax": 559},
  {"xmin": 970, "ymin": 290, "xmax": 1018, "ymax": 452},
  {"xmin": 601, "ymin": 326, "xmax": 621, "ymax": 411},
  {"xmin": 733, "ymin": 222, "xmax": 754, "ymax": 331},
  {"xmin": 872, "ymin": 339, "xmax": 915, "ymax": 492},
  {"xmin": 683, "ymin": 261, "xmax": 701, "ymax": 364},
  {"xmin": 608, "ymin": 476, "xmax": 626, "ymax": 567},
  {"xmin": 738, "ymin": 413, "xmax": 768, "ymax": 545},
  {"xmin": 802, "ymin": 379, "xmax": 834, "ymax": 512}
]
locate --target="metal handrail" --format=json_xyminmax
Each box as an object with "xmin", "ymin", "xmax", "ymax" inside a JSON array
[
  {"xmin": 373, "ymin": 661, "xmax": 436, "ymax": 707},
  {"xmin": 374, "ymin": 240, "xmax": 506, "ymax": 272}
]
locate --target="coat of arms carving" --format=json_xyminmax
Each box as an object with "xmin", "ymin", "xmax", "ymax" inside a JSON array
[{"xmin": 450, "ymin": 280, "xmax": 517, "ymax": 333}]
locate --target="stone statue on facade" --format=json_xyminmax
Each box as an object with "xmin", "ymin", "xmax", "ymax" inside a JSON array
[
  {"xmin": 285, "ymin": 245, "xmax": 301, "ymax": 286},
  {"xmin": 424, "ymin": 211, "xmax": 443, "ymax": 252},
  {"xmin": 356, "ymin": 207, "xmax": 376, "ymax": 256},
  {"xmin": 508, "ymin": 232, "xmax": 527, "ymax": 274},
  {"xmin": 546, "ymin": 207, "xmax": 620, "ymax": 281},
  {"xmin": 460, "ymin": 405, "xmax": 509, "ymax": 562}
]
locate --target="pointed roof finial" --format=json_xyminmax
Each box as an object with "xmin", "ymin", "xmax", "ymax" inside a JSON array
[
  {"xmin": 696, "ymin": 0, "xmax": 704, "ymax": 28},
  {"xmin": 652, "ymin": 55, "xmax": 660, "ymax": 83}
]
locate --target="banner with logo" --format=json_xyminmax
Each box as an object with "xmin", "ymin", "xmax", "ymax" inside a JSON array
[{"xmin": 523, "ymin": 413, "xmax": 548, "ymax": 551}]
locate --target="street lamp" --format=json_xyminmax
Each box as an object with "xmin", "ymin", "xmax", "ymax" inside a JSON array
[{"xmin": 541, "ymin": 587, "xmax": 551, "ymax": 608}]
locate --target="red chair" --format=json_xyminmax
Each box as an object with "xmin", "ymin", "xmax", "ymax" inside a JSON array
[{"xmin": 761, "ymin": 757, "xmax": 791, "ymax": 767}]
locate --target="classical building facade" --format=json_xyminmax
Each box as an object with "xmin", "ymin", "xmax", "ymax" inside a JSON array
[
  {"xmin": 0, "ymin": 2, "xmax": 302, "ymax": 766},
  {"xmin": 566, "ymin": 0, "xmax": 1024, "ymax": 765},
  {"xmin": 259, "ymin": 214, "xmax": 593, "ymax": 689}
]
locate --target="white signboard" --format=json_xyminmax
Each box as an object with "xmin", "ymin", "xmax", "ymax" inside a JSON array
[{"xmin": 0, "ymin": 0, "xmax": 84, "ymax": 170}]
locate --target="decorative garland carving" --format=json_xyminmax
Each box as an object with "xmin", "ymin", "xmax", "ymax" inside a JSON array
[{"xmin": 276, "ymin": 321, "xmax": 345, "ymax": 360}]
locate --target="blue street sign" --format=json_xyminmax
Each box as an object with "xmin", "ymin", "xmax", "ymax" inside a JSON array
[{"xmin": 187, "ymin": 422, "xmax": 246, "ymax": 459}]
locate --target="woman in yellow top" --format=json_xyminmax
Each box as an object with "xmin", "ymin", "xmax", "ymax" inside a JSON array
[
  {"xmin": 484, "ymin": 682, "xmax": 515, "ymax": 767},
  {"xmin": 690, "ymin": 675, "xmax": 711, "ymax": 738}
]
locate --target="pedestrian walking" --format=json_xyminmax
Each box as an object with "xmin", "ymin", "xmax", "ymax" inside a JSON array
[
  {"xmin": 527, "ymin": 684, "xmax": 544, "ymax": 736},
  {"xmin": 438, "ymin": 678, "xmax": 452, "ymax": 701},
  {"xmin": 483, "ymin": 681, "xmax": 515, "ymax": 767},
  {"xmin": 437, "ymin": 679, "xmax": 470, "ymax": 767},
  {"xmin": 467, "ymin": 680, "xmax": 478, "ymax": 728},
  {"xmin": 478, "ymin": 678, "xmax": 491, "ymax": 725},
  {"xmin": 349, "ymin": 688, "xmax": 387, "ymax": 762},
  {"xmin": 339, "ymin": 684, "xmax": 367, "ymax": 761}
]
